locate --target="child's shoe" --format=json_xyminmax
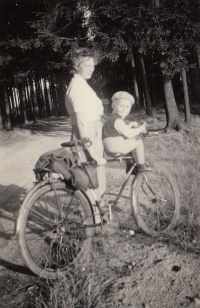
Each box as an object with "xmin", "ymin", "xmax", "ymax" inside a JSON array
[{"xmin": 138, "ymin": 163, "xmax": 153, "ymax": 173}]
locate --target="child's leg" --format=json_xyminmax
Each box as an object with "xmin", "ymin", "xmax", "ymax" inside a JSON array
[
  {"xmin": 104, "ymin": 136, "xmax": 153, "ymax": 173},
  {"xmin": 134, "ymin": 138, "xmax": 145, "ymax": 164},
  {"xmin": 103, "ymin": 136, "xmax": 145, "ymax": 163}
]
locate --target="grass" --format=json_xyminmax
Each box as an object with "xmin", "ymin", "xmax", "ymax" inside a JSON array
[
  {"xmin": 144, "ymin": 110, "xmax": 200, "ymax": 252},
  {"xmin": 35, "ymin": 254, "xmax": 118, "ymax": 308},
  {"xmin": 34, "ymin": 108, "xmax": 200, "ymax": 307}
]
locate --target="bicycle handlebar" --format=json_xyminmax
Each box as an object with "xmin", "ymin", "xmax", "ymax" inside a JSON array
[
  {"xmin": 61, "ymin": 130, "xmax": 163, "ymax": 148},
  {"xmin": 143, "ymin": 130, "xmax": 165, "ymax": 138}
]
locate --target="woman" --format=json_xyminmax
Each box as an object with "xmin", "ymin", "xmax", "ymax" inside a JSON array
[{"xmin": 65, "ymin": 48, "xmax": 106, "ymax": 218}]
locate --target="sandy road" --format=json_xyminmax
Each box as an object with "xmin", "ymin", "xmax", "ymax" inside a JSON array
[
  {"xmin": 1, "ymin": 118, "xmax": 200, "ymax": 308},
  {"xmin": 0, "ymin": 119, "xmax": 71, "ymax": 270},
  {"xmin": 0, "ymin": 118, "xmax": 128, "ymax": 276}
]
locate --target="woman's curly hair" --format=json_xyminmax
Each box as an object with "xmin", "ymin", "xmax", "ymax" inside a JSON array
[{"xmin": 69, "ymin": 47, "xmax": 99, "ymax": 72}]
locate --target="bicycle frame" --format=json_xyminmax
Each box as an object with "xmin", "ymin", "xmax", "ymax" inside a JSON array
[
  {"xmin": 88, "ymin": 156, "xmax": 137, "ymax": 220},
  {"xmin": 59, "ymin": 139, "xmax": 138, "ymax": 228}
]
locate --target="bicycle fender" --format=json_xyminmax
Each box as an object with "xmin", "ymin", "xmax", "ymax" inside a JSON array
[{"xmin": 15, "ymin": 180, "xmax": 74, "ymax": 235}]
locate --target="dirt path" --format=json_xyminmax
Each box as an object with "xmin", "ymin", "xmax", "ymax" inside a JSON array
[
  {"xmin": 0, "ymin": 118, "xmax": 200, "ymax": 308},
  {"xmin": 0, "ymin": 119, "xmax": 71, "ymax": 306}
]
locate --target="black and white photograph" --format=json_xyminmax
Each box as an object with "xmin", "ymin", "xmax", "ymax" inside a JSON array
[{"xmin": 0, "ymin": 0, "xmax": 200, "ymax": 307}]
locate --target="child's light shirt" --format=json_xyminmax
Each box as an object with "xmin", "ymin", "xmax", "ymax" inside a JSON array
[{"xmin": 66, "ymin": 74, "xmax": 103, "ymax": 125}]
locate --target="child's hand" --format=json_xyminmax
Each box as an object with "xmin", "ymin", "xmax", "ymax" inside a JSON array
[{"xmin": 128, "ymin": 121, "xmax": 139, "ymax": 128}]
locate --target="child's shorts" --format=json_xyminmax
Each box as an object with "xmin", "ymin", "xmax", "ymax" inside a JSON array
[{"xmin": 103, "ymin": 136, "xmax": 142, "ymax": 155}]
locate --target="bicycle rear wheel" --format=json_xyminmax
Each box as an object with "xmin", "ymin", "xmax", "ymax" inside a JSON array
[
  {"xmin": 131, "ymin": 166, "xmax": 180, "ymax": 237},
  {"xmin": 16, "ymin": 181, "xmax": 94, "ymax": 279}
]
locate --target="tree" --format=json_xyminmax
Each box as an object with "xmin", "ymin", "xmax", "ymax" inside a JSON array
[
  {"xmin": 129, "ymin": 0, "xmax": 200, "ymax": 129},
  {"xmin": 159, "ymin": 0, "xmax": 199, "ymax": 128},
  {"xmin": 0, "ymin": 0, "xmax": 200, "ymax": 129},
  {"xmin": 181, "ymin": 68, "xmax": 190, "ymax": 123},
  {"xmin": 0, "ymin": 0, "xmax": 91, "ymax": 127},
  {"xmin": 89, "ymin": 0, "xmax": 154, "ymax": 115}
]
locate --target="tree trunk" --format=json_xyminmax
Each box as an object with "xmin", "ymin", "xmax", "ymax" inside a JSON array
[
  {"xmin": 24, "ymin": 78, "xmax": 32, "ymax": 121},
  {"xmin": 35, "ymin": 75, "xmax": 43, "ymax": 118},
  {"xmin": 152, "ymin": 0, "xmax": 160, "ymax": 8},
  {"xmin": 138, "ymin": 53, "xmax": 153, "ymax": 117},
  {"xmin": 39, "ymin": 78, "xmax": 46, "ymax": 117},
  {"xmin": 197, "ymin": 48, "xmax": 200, "ymax": 68},
  {"xmin": 195, "ymin": 48, "xmax": 200, "ymax": 103},
  {"xmin": 44, "ymin": 77, "xmax": 51, "ymax": 117},
  {"xmin": 57, "ymin": 76, "xmax": 67, "ymax": 116},
  {"xmin": 50, "ymin": 74, "xmax": 58, "ymax": 116},
  {"xmin": 19, "ymin": 78, "xmax": 28, "ymax": 124},
  {"xmin": 30, "ymin": 76, "xmax": 38, "ymax": 121},
  {"xmin": 0, "ymin": 83, "xmax": 5, "ymax": 129},
  {"xmin": 0, "ymin": 107, "xmax": 3, "ymax": 129},
  {"xmin": 8, "ymin": 83, "xmax": 16, "ymax": 125},
  {"xmin": 130, "ymin": 52, "xmax": 140, "ymax": 107},
  {"xmin": 163, "ymin": 74, "xmax": 181, "ymax": 130},
  {"xmin": 181, "ymin": 68, "xmax": 190, "ymax": 123},
  {"xmin": 14, "ymin": 88, "xmax": 19, "ymax": 120},
  {"xmin": 150, "ymin": 55, "xmax": 157, "ymax": 107},
  {"xmin": 3, "ymin": 83, "xmax": 12, "ymax": 129}
]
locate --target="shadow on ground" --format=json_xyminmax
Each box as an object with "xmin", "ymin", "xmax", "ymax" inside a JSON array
[
  {"xmin": 0, "ymin": 184, "xmax": 27, "ymax": 242},
  {"xmin": 20, "ymin": 116, "xmax": 72, "ymax": 137},
  {"xmin": 0, "ymin": 258, "xmax": 36, "ymax": 276}
]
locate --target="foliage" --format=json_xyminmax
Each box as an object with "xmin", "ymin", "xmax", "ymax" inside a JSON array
[
  {"xmin": 0, "ymin": 0, "xmax": 199, "ymax": 77},
  {"xmin": 0, "ymin": 0, "xmax": 89, "ymax": 76},
  {"xmin": 0, "ymin": 0, "xmax": 200, "ymax": 128},
  {"xmin": 90, "ymin": 0, "xmax": 200, "ymax": 77}
]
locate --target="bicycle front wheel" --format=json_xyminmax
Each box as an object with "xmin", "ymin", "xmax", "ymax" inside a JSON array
[
  {"xmin": 131, "ymin": 166, "xmax": 180, "ymax": 237},
  {"xmin": 16, "ymin": 181, "xmax": 94, "ymax": 279}
]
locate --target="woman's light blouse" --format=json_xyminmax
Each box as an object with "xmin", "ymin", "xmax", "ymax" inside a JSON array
[{"xmin": 66, "ymin": 74, "xmax": 103, "ymax": 125}]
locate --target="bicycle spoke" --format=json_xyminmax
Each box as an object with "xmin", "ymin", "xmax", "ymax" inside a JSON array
[
  {"xmin": 21, "ymin": 185, "xmax": 93, "ymax": 275},
  {"xmin": 131, "ymin": 167, "xmax": 180, "ymax": 236}
]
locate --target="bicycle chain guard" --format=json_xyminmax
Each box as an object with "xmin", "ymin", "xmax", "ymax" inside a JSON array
[{"xmin": 102, "ymin": 211, "xmax": 119, "ymax": 235}]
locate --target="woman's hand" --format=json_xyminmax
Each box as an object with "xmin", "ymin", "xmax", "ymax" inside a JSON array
[
  {"xmin": 101, "ymin": 115, "xmax": 108, "ymax": 126},
  {"xmin": 92, "ymin": 155, "xmax": 107, "ymax": 166},
  {"xmin": 84, "ymin": 141, "xmax": 106, "ymax": 165}
]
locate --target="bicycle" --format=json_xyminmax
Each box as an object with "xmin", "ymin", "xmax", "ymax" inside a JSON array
[{"xmin": 16, "ymin": 135, "xmax": 180, "ymax": 279}]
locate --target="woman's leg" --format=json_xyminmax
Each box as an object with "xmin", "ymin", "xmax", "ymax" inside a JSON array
[
  {"xmin": 72, "ymin": 122, "xmax": 106, "ymax": 200},
  {"xmin": 71, "ymin": 124, "xmax": 101, "ymax": 224},
  {"xmin": 87, "ymin": 120, "xmax": 106, "ymax": 200}
]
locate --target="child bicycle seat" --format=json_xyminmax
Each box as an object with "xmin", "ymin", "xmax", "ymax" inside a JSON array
[{"xmin": 106, "ymin": 152, "xmax": 124, "ymax": 158}]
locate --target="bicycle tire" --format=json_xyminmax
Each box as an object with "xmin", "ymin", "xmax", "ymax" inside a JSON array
[
  {"xmin": 131, "ymin": 166, "xmax": 180, "ymax": 237},
  {"xmin": 16, "ymin": 181, "xmax": 94, "ymax": 279}
]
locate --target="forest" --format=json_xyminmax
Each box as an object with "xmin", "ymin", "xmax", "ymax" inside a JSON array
[{"xmin": 0, "ymin": 0, "xmax": 199, "ymax": 130}]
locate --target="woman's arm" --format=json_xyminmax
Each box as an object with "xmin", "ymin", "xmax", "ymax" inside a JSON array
[{"xmin": 76, "ymin": 112, "xmax": 106, "ymax": 165}]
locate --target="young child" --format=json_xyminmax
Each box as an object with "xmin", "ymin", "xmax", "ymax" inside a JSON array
[{"xmin": 103, "ymin": 91, "xmax": 152, "ymax": 172}]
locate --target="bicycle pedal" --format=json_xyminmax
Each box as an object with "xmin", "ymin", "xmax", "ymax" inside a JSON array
[
  {"xmin": 102, "ymin": 211, "xmax": 119, "ymax": 236},
  {"xmin": 94, "ymin": 225, "xmax": 103, "ymax": 236}
]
